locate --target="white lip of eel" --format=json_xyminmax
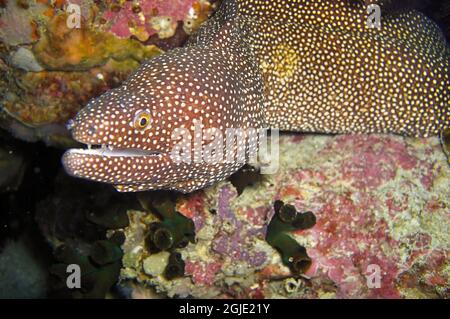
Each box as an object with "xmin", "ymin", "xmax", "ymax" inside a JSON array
[{"xmin": 67, "ymin": 143, "xmax": 164, "ymax": 158}]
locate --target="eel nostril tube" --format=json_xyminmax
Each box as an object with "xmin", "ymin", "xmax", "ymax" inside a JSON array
[{"xmin": 66, "ymin": 119, "xmax": 75, "ymax": 130}]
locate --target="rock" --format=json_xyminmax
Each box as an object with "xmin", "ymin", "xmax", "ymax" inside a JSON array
[
  {"xmin": 143, "ymin": 252, "xmax": 171, "ymax": 277},
  {"xmin": 119, "ymin": 134, "xmax": 449, "ymax": 299},
  {"xmin": 10, "ymin": 47, "xmax": 43, "ymax": 72}
]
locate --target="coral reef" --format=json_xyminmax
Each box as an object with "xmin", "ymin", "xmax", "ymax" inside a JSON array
[
  {"xmin": 101, "ymin": 0, "xmax": 214, "ymax": 41},
  {"xmin": 0, "ymin": 0, "xmax": 216, "ymax": 146},
  {"xmin": 119, "ymin": 134, "xmax": 449, "ymax": 299}
]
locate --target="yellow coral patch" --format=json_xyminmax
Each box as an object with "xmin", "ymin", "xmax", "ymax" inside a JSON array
[{"xmin": 33, "ymin": 13, "xmax": 162, "ymax": 71}]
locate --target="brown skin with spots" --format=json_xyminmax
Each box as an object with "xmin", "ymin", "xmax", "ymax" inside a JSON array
[
  {"xmin": 63, "ymin": 0, "xmax": 449, "ymax": 192},
  {"xmin": 63, "ymin": 38, "xmax": 265, "ymax": 192}
]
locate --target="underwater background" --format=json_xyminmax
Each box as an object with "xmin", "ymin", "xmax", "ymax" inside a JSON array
[{"xmin": 0, "ymin": 0, "xmax": 449, "ymax": 299}]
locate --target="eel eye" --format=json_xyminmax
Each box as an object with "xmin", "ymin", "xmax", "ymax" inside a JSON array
[{"xmin": 133, "ymin": 110, "xmax": 151, "ymax": 130}]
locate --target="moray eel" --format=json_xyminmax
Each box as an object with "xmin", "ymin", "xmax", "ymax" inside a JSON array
[{"xmin": 63, "ymin": 0, "xmax": 450, "ymax": 193}]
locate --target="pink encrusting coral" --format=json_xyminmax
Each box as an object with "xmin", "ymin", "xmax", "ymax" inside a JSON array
[
  {"xmin": 185, "ymin": 260, "xmax": 223, "ymax": 285},
  {"xmin": 337, "ymin": 135, "xmax": 419, "ymax": 189},
  {"xmin": 177, "ymin": 191, "xmax": 208, "ymax": 232},
  {"xmin": 274, "ymin": 134, "xmax": 449, "ymax": 298},
  {"xmin": 101, "ymin": 0, "xmax": 200, "ymax": 40},
  {"xmin": 120, "ymin": 134, "xmax": 449, "ymax": 299}
]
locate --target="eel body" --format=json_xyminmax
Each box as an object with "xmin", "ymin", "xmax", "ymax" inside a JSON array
[{"xmin": 63, "ymin": 0, "xmax": 450, "ymax": 193}]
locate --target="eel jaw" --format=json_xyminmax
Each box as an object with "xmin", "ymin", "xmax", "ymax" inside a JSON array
[{"xmin": 62, "ymin": 143, "xmax": 172, "ymax": 186}]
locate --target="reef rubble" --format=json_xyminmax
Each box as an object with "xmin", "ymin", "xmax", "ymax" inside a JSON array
[{"xmin": 118, "ymin": 134, "xmax": 449, "ymax": 299}]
